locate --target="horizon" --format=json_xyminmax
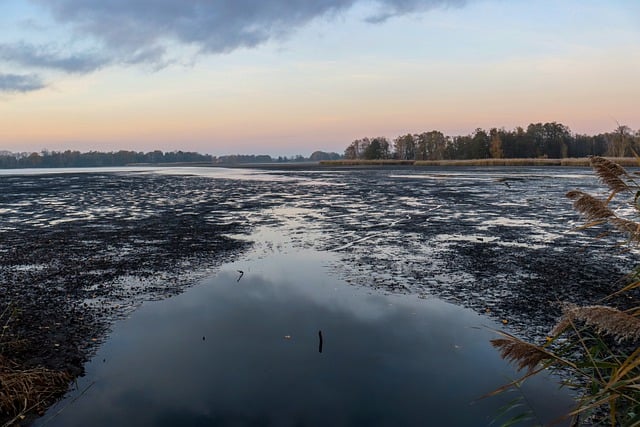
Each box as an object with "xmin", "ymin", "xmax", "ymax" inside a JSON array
[
  {"xmin": 0, "ymin": 120, "xmax": 636, "ymax": 159},
  {"xmin": 1, "ymin": 1, "xmax": 639, "ymax": 156}
]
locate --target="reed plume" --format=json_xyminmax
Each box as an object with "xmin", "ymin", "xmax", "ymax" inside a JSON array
[
  {"xmin": 566, "ymin": 190, "xmax": 615, "ymax": 221},
  {"xmin": 491, "ymin": 333, "xmax": 554, "ymax": 372},
  {"xmin": 491, "ymin": 157, "xmax": 640, "ymax": 426},
  {"xmin": 553, "ymin": 305, "xmax": 640, "ymax": 343},
  {"xmin": 609, "ymin": 218, "xmax": 640, "ymax": 242},
  {"xmin": 590, "ymin": 156, "xmax": 631, "ymax": 194}
]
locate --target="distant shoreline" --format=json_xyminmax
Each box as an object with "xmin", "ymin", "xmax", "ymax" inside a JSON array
[
  {"xmin": 132, "ymin": 157, "xmax": 640, "ymax": 168},
  {"xmin": 1, "ymin": 157, "xmax": 638, "ymax": 171},
  {"xmin": 318, "ymin": 157, "xmax": 639, "ymax": 167}
]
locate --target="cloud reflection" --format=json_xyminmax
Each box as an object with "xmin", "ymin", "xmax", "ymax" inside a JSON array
[{"xmin": 37, "ymin": 266, "xmax": 573, "ymax": 426}]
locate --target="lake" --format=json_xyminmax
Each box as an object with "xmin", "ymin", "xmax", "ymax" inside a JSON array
[
  {"xmin": 35, "ymin": 222, "xmax": 573, "ymax": 427},
  {"xmin": 2, "ymin": 166, "xmax": 629, "ymax": 426}
]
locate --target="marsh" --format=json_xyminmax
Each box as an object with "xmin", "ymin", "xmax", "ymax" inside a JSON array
[{"xmin": 1, "ymin": 166, "xmax": 633, "ymax": 425}]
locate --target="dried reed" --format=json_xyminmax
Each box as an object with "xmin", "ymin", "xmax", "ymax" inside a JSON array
[
  {"xmin": 610, "ymin": 218, "xmax": 640, "ymax": 242},
  {"xmin": 320, "ymin": 157, "xmax": 640, "ymax": 167},
  {"xmin": 566, "ymin": 190, "xmax": 615, "ymax": 221},
  {"xmin": 0, "ymin": 356, "xmax": 71, "ymax": 423},
  {"xmin": 553, "ymin": 305, "xmax": 640, "ymax": 343},
  {"xmin": 491, "ymin": 337, "xmax": 553, "ymax": 372},
  {"xmin": 0, "ymin": 307, "xmax": 72, "ymax": 424},
  {"xmin": 590, "ymin": 156, "xmax": 631, "ymax": 194},
  {"xmin": 491, "ymin": 156, "xmax": 640, "ymax": 426}
]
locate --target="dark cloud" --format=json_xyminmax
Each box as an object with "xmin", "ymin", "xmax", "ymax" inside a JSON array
[
  {"xmin": 0, "ymin": 0, "xmax": 468, "ymax": 91},
  {"xmin": 32, "ymin": 0, "xmax": 359, "ymax": 56},
  {"xmin": 0, "ymin": 73, "xmax": 45, "ymax": 93},
  {"xmin": 0, "ymin": 42, "xmax": 106, "ymax": 73},
  {"xmin": 29, "ymin": 0, "xmax": 468, "ymax": 65},
  {"xmin": 367, "ymin": 0, "xmax": 467, "ymax": 23}
]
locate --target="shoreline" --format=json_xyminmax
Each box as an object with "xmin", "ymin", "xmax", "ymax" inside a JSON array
[
  {"xmin": 318, "ymin": 157, "xmax": 639, "ymax": 167},
  {"xmin": 1, "ymin": 156, "xmax": 639, "ymax": 171}
]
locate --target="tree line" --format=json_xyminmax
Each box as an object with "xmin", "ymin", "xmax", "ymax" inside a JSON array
[
  {"xmin": 344, "ymin": 123, "xmax": 640, "ymax": 160},
  {"xmin": 0, "ymin": 149, "xmax": 215, "ymax": 169},
  {"xmin": 0, "ymin": 149, "xmax": 344, "ymax": 169},
  {"xmin": 0, "ymin": 150, "xmax": 319, "ymax": 168},
  {"xmin": 213, "ymin": 150, "xmax": 340, "ymax": 164}
]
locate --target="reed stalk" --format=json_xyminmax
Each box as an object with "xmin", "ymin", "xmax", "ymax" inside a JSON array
[{"xmin": 491, "ymin": 157, "xmax": 640, "ymax": 426}]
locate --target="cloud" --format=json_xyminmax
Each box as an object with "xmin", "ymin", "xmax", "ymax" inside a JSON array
[
  {"xmin": 29, "ymin": 0, "xmax": 469, "ymax": 64},
  {"xmin": 0, "ymin": 73, "xmax": 45, "ymax": 93},
  {"xmin": 366, "ymin": 0, "xmax": 468, "ymax": 23},
  {"xmin": 0, "ymin": 42, "xmax": 106, "ymax": 73},
  {"xmin": 0, "ymin": 0, "xmax": 468, "ymax": 93},
  {"xmin": 32, "ymin": 0, "xmax": 358, "ymax": 56}
]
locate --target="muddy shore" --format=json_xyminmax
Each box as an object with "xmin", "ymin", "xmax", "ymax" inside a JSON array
[{"xmin": 1, "ymin": 166, "xmax": 637, "ymax": 423}]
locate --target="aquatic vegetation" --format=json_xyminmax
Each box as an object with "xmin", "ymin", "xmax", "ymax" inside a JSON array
[
  {"xmin": 0, "ymin": 305, "xmax": 72, "ymax": 426},
  {"xmin": 0, "ymin": 359, "xmax": 72, "ymax": 426},
  {"xmin": 321, "ymin": 157, "xmax": 640, "ymax": 167},
  {"xmin": 492, "ymin": 157, "xmax": 640, "ymax": 426}
]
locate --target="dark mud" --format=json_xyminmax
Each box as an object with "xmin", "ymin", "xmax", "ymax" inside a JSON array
[
  {"xmin": 1, "ymin": 166, "xmax": 638, "ymax": 422},
  {"xmin": 301, "ymin": 168, "xmax": 638, "ymax": 338},
  {"xmin": 0, "ymin": 172, "xmax": 270, "ymax": 375}
]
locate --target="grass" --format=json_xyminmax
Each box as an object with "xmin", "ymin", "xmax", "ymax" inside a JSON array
[
  {"xmin": 0, "ymin": 358, "xmax": 72, "ymax": 426},
  {"xmin": 490, "ymin": 157, "xmax": 640, "ymax": 426},
  {"xmin": 0, "ymin": 306, "xmax": 72, "ymax": 426},
  {"xmin": 320, "ymin": 157, "xmax": 640, "ymax": 167}
]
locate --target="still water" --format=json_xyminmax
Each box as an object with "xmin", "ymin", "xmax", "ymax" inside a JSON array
[{"xmin": 37, "ymin": 230, "xmax": 574, "ymax": 426}]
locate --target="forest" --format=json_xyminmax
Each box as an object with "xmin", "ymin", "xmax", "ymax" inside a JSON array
[
  {"xmin": 0, "ymin": 149, "xmax": 214, "ymax": 169},
  {"xmin": 344, "ymin": 122, "xmax": 639, "ymax": 161},
  {"xmin": 0, "ymin": 149, "xmax": 343, "ymax": 169}
]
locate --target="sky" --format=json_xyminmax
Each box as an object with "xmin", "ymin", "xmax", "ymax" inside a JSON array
[{"xmin": 0, "ymin": 0, "xmax": 638, "ymax": 156}]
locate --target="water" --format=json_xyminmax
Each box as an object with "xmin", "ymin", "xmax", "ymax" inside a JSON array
[
  {"xmin": 5, "ymin": 165, "xmax": 620, "ymax": 425},
  {"xmin": 36, "ymin": 224, "xmax": 575, "ymax": 427}
]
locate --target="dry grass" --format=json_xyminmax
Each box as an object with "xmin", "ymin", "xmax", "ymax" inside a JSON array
[
  {"xmin": 320, "ymin": 157, "xmax": 640, "ymax": 167},
  {"xmin": 0, "ymin": 356, "xmax": 72, "ymax": 424},
  {"xmin": 0, "ymin": 358, "xmax": 72, "ymax": 426},
  {"xmin": 415, "ymin": 158, "xmax": 565, "ymax": 166},
  {"xmin": 0, "ymin": 307, "xmax": 72, "ymax": 425}
]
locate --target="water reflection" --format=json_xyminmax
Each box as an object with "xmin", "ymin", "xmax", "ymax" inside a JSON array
[{"xmin": 38, "ymin": 249, "xmax": 573, "ymax": 427}]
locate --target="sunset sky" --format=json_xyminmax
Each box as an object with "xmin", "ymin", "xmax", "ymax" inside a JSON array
[{"xmin": 0, "ymin": 0, "xmax": 638, "ymax": 156}]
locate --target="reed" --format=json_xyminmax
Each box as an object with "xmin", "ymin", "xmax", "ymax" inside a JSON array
[
  {"xmin": 0, "ymin": 358, "xmax": 72, "ymax": 425},
  {"xmin": 320, "ymin": 157, "xmax": 640, "ymax": 167},
  {"xmin": 491, "ymin": 156, "xmax": 640, "ymax": 426},
  {"xmin": 0, "ymin": 307, "xmax": 72, "ymax": 425},
  {"xmin": 414, "ymin": 158, "xmax": 564, "ymax": 167}
]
